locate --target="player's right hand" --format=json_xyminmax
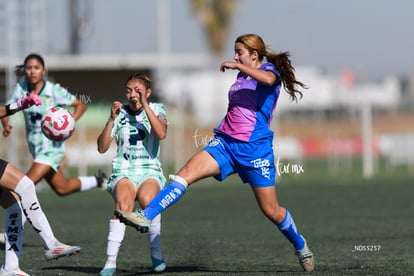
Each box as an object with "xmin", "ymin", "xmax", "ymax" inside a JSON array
[
  {"xmin": 2, "ymin": 124, "xmax": 12, "ymax": 137},
  {"xmin": 18, "ymin": 93, "xmax": 42, "ymax": 110},
  {"xmin": 110, "ymin": 101, "xmax": 122, "ymax": 120}
]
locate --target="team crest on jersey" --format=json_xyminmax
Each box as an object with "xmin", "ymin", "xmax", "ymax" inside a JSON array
[{"xmin": 44, "ymin": 95, "xmax": 52, "ymax": 106}]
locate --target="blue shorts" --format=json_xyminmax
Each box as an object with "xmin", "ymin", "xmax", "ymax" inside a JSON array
[{"xmin": 203, "ymin": 134, "xmax": 275, "ymax": 187}]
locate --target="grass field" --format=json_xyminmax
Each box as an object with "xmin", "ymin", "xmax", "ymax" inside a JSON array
[{"xmin": 1, "ymin": 173, "xmax": 413, "ymax": 275}]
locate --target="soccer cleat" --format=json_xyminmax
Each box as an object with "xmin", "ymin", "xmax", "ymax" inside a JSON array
[
  {"xmin": 0, "ymin": 265, "xmax": 30, "ymax": 276},
  {"xmin": 99, "ymin": 267, "xmax": 116, "ymax": 276},
  {"xmin": 44, "ymin": 241, "xmax": 81, "ymax": 260},
  {"xmin": 114, "ymin": 209, "xmax": 150, "ymax": 233},
  {"xmin": 152, "ymin": 257, "xmax": 166, "ymax": 273},
  {"xmin": 296, "ymin": 236, "xmax": 314, "ymax": 272},
  {"xmin": 95, "ymin": 169, "xmax": 109, "ymax": 190}
]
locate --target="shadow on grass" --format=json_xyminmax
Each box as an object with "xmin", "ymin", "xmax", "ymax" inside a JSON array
[{"xmin": 41, "ymin": 265, "xmax": 298, "ymax": 275}]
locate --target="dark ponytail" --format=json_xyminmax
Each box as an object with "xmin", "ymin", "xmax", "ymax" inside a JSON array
[
  {"xmin": 14, "ymin": 64, "xmax": 25, "ymax": 78},
  {"xmin": 15, "ymin": 53, "xmax": 45, "ymax": 78}
]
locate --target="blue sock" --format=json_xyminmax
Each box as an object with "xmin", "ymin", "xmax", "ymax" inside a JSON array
[
  {"xmin": 277, "ymin": 210, "xmax": 305, "ymax": 250},
  {"xmin": 143, "ymin": 179, "xmax": 187, "ymax": 220}
]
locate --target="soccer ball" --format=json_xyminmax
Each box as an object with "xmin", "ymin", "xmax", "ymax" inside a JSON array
[{"xmin": 41, "ymin": 107, "xmax": 75, "ymax": 141}]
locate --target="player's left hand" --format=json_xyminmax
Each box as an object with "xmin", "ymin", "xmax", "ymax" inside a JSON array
[
  {"xmin": 220, "ymin": 61, "xmax": 239, "ymax": 72},
  {"xmin": 136, "ymin": 87, "xmax": 148, "ymax": 107},
  {"xmin": 18, "ymin": 93, "xmax": 42, "ymax": 110}
]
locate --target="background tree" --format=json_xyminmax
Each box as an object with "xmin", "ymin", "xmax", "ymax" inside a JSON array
[{"xmin": 190, "ymin": 0, "xmax": 238, "ymax": 56}]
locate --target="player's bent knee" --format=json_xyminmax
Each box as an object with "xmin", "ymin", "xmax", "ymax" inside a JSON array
[
  {"xmin": 53, "ymin": 186, "xmax": 73, "ymax": 197},
  {"xmin": 261, "ymin": 205, "xmax": 285, "ymax": 222}
]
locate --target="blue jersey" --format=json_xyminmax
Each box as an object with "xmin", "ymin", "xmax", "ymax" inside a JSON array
[{"xmin": 215, "ymin": 62, "xmax": 281, "ymax": 142}]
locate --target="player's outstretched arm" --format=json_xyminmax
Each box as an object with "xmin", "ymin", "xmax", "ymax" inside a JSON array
[
  {"xmin": 1, "ymin": 93, "xmax": 42, "ymax": 137},
  {"xmin": 0, "ymin": 93, "xmax": 42, "ymax": 119}
]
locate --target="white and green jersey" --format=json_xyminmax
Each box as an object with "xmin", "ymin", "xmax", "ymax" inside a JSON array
[
  {"xmin": 7, "ymin": 80, "xmax": 76, "ymax": 159},
  {"xmin": 111, "ymin": 103, "xmax": 167, "ymax": 177}
]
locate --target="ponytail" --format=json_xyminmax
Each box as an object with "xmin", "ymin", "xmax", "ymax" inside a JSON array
[
  {"xmin": 14, "ymin": 64, "xmax": 25, "ymax": 78},
  {"xmin": 266, "ymin": 51, "xmax": 307, "ymax": 102}
]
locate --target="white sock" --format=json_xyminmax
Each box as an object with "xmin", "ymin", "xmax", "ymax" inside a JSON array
[
  {"xmin": 148, "ymin": 214, "xmax": 163, "ymax": 260},
  {"xmin": 16, "ymin": 201, "xmax": 27, "ymax": 226},
  {"xmin": 14, "ymin": 175, "xmax": 57, "ymax": 249},
  {"xmin": 4, "ymin": 202, "xmax": 24, "ymax": 271},
  {"xmin": 104, "ymin": 219, "xmax": 126, "ymax": 269},
  {"xmin": 79, "ymin": 176, "xmax": 98, "ymax": 191}
]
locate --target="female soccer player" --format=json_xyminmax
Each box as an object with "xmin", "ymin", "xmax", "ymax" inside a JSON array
[
  {"xmin": 97, "ymin": 74, "xmax": 167, "ymax": 275},
  {"xmin": 116, "ymin": 34, "xmax": 315, "ymax": 272},
  {"xmin": 0, "ymin": 96, "xmax": 81, "ymax": 276},
  {"xmin": 1, "ymin": 53, "xmax": 107, "ymax": 197}
]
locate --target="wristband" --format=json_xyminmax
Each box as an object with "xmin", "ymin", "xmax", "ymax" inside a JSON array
[{"xmin": 5, "ymin": 103, "xmax": 19, "ymax": 115}]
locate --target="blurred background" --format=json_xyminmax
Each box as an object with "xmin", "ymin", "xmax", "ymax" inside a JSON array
[{"xmin": 1, "ymin": 0, "xmax": 414, "ymax": 181}]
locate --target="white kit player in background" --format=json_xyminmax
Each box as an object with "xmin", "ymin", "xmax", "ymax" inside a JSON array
[
  {"xmin": 0, "ymin": 95, "xmax": 81, "ymax": 276},
  {"xmin": 0, "ymin": 53, "xmax": 108, "ymax": 249},
  {"xmin": 97, "ymin": 74, "xmax": 168, "ymax": 275},
  {"xmin": 1, "ymin": 53, "xmax": 108, "ymax": 197}
]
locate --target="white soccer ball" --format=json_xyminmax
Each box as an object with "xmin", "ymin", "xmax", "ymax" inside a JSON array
[{"xmin": 41, "ymin": 107, "xmax": 75, "ymax": 141}]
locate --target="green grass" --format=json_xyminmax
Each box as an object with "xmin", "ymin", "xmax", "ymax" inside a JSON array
[{"xmin": 1, "ymin": 174, "xmax": 413, "ymax": 275}]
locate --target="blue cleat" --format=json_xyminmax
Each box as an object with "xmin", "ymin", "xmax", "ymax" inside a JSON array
[
  {"xmin": 99, "ymin": 267, "xmax": 116, "ymax": 276},
  {"xmin": 152, "ymin": 257, "xmax": 166, "ymax": 273}
]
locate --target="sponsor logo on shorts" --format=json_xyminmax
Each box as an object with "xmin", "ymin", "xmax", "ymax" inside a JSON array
[
  {"xmin": 251, "ymin": 158, "xmax": 271, "ymax": 180},
  {"xmin": 208, "ymin": 137, "xmax": 224, "ymax": 148}
]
